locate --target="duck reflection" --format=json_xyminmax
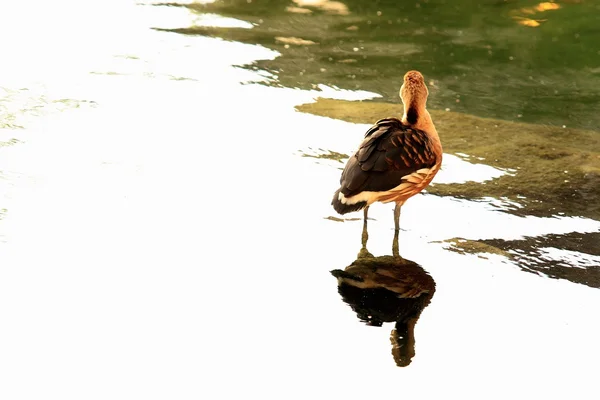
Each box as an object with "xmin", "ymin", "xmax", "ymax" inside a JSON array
[{"xmin": 331, "ymin": 218, "xmax": 435, "ymax": 367}]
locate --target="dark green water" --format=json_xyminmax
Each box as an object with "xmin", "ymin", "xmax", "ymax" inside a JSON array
[{"xmin": 158, "ymin": 0, "xmax": 600, "ymax": 130}]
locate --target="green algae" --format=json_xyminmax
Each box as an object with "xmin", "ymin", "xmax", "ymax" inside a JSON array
[
  {"xmin": 0, "ymin": 138, "xmax": 21, "ymax": 147},
  {"xmin": 296, "ymin": 98, "xmax": 600, "ymax": 220},
  {"xmin": 441, "ymin": 238, "xmax": 512, "ymax": 259}
]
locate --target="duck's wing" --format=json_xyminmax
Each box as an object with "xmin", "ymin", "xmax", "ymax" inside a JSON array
[{"xmin": 339, "ymin": 118, "xmax": 439, "ymax": 198}]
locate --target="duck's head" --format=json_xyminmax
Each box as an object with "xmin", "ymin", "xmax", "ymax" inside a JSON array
[
  {"xmin": 399, "ymin": 70, "xmax": 430, "ymax": 126},
  {"xmin": 400, "ymin": 70, "xmax": 428, "ymax": 108}
]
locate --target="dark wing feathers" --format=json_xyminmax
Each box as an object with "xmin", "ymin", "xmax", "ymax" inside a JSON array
[
  {"xmin": 357, "ymin": 125, "xmax": 388, "ymax": 162},
  {"xmin": 339, "ymin": 118, "xmax": 437, "ymax": 197},
  {"xmin": 341, "ymin": 156, "xmax": 369, "ymax": 193}
]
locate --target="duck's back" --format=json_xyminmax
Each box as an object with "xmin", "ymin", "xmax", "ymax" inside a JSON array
[{"xmin": 332, "ymin": 118, "xmax": 441, "ymax": 214}]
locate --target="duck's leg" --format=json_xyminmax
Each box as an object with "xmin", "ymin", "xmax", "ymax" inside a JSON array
[
  {"xmin": 394, "ymin": 203, "xmax": 401, "ymax": 232},
  {"xmin": 358, "ymin": 206, "xmax": 372, "ymax": 259},
  {"xmin": 362, "ymin": 206, "xmax": 369, "ymax": 245},
  {"xmin": 393, "ymin": 203, "xmax": 401, "ymax": 259}
]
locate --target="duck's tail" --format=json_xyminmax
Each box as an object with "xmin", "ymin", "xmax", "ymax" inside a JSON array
[{"xmin": 331, "ymin": 189, "xmax": 368, "ymax": 215}]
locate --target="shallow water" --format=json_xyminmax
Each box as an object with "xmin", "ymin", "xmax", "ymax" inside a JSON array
[{"xmin": 0, "ymin": 1, "xmax": 599, "ymax": 399}]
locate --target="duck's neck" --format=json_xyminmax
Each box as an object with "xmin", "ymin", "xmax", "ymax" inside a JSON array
[{"xmin": 401, "ymin": 103, "xmax": 438, "ymax": 140}]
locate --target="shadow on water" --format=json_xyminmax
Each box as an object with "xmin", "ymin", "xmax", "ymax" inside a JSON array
[{"xmin": 331, "ymin": 216, "xmax": 435, "ymax": 367}]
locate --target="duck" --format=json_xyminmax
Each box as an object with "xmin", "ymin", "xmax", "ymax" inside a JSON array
[{"xmin": 331, "ymin": 70, "xmax": 442, "ymax": 253}]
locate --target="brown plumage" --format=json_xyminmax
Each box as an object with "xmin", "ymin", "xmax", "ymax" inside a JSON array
[{"xmin": 331, "ymin": 70, "xmax": 442, "ymax": 246}]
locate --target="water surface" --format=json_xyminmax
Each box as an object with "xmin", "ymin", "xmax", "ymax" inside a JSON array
[{"xmin": 0, "ymin": 1, "xmax": 599, "ymax": 399}]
